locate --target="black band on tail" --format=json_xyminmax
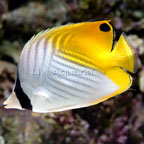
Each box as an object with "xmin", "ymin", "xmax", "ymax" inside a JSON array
[{"xmin": 14, "ymin": 69, "xmax": 32, "ymax": 110}]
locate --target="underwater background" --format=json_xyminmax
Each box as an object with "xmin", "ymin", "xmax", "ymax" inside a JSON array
[{"xmin": 0, "ymin": 0, "xmax": 144, "ymax": 144}]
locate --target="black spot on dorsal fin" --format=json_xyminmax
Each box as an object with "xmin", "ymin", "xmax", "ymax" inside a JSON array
[
  {"xmin": 14, "ymin": 68, "xmax": 32, "ymax": 110},
  {"xmin": 100, "ymin": 23, "xmax": 111, "ymax": 32}
]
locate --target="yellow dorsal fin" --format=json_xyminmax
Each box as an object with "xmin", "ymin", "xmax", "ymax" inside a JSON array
[
  {"xmin": 23, "ymin": 20, "xmax": 115, "ymax": 71},
  {"xmin": 53, "ymin": 20, "xmax": 114, "ymax": 52},
  {"xmin": 111, "ymin": 33, "xmax": 137, "ymax": 73},
  {"xmin": 49, "ymin": 20, "xmax": 114, "ymax": 70}
]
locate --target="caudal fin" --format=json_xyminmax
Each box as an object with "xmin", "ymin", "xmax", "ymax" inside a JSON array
[{"xmin": 112, "ymin": 33, "xmax": 138, "ymax": 73}]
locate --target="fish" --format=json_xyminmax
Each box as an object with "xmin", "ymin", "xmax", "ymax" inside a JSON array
[{"xmin": 3, "ymin": 19, "xmax": 137, "ymax": 113}]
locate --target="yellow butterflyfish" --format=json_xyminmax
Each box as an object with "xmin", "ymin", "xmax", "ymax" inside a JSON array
[{"xmin": 3, "ymin": 19, "xmax": 137, "ymax": 113}]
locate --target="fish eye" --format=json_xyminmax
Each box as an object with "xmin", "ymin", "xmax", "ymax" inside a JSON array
[{"xmin": 99, "ymin": 23, "xmax": 111, "ymax": 32}]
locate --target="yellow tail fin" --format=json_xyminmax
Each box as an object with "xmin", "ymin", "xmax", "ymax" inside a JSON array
[{"xmin": 112, "ymin": 33, "xmax": 137, "ymax": 73}]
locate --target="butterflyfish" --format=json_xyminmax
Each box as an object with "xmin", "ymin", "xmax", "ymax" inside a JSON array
[{"xmin": 3, "ymin": 19, "xmax": 137, "ymax": 113}]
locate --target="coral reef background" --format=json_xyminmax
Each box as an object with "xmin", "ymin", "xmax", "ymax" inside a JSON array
[{"xmin": 0, "ymin": 0, "xmax": 144, "ymax": 144}]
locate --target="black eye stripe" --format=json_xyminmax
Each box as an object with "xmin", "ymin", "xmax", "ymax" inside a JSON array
[{"xmin": 100, "ymin": 23, "xmax": 111, "ymax": 32}]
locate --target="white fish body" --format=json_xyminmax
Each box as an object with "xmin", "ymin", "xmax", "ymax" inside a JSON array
[
  {"xmin": 19, "ymin": 34, "xmax": 118, "ymax": 112},
  {"xmin": 3, "ymin": 20, "xmax": 136, "ymax": 113}
]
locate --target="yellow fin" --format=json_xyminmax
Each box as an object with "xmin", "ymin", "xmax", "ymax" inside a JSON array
[
  {"xmin": 105, "ymin": 67, "xmax": 132, "ymax": 95},
  {"xmin": 23, "ymin": 20, "xmax": 115, "ymax": 71},
  {"xmin": 112, "ymin": 33, "xmax": 137, "ymax": 73},
  {"xmin": 52, "ymin": 20, "xmax": 114, "ymax": 70},
  {"xmin": 62, "ymin": 20, "xmax": 114, "ymax": 52},
  {"xmin": 90, "ymin": 67, "xmax": 132, "ymax": 106}
]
